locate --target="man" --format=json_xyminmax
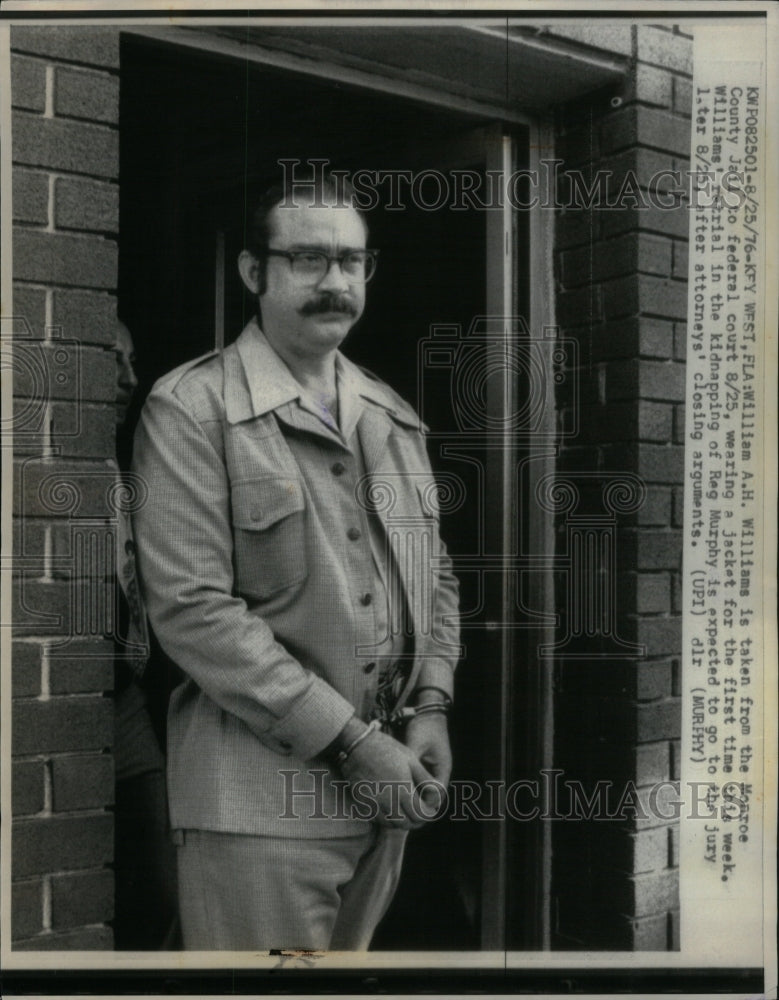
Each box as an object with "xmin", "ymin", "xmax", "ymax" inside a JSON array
[
  {"xmin": 112, "ymin": 320, "xmax": 178, "ymax": 949},
  {"xmin": 132, "ymin": 174, "xmax": 460, "ymax": 951}
]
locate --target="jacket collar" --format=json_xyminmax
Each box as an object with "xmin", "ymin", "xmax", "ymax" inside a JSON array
[{"xmin": 226, "ymin": 318, "xmax": 418, "ymax": 429}]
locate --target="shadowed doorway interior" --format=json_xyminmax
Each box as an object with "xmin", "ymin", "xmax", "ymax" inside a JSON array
[{"xmin": 119, "ymin": 31, "xmax": 536, "ymax": 950}]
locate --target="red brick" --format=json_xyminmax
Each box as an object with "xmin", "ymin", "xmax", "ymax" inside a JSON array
[
  {"xmin": 634, "ymin": 617, "xmax": 682, "ymax": 656},
  {"xmin": 599, "ymin": 148, "xmax": 677, "ymax": 194},
  {"xmin": 555, "ymin": 902, "xmax": 672, "ymax": 951},
  {"xmin": 673, "ymin": 404, "xmax": 685, "ymax": 444},
  {"xmin": 606, "ymin": 443, "xmax": 684, "ymax": 482},
  {"xmin": 50, "ymin": 288, "xmax": 117, "ymax": 346},
  {"xmin": 13, "ymin": 696, "xmax": 113, "ymax": 755},
  {"xmin": 636, "ymin": 26, "xmax": 693, "ymax": 75},
  {"xmin": 596, "ymin": 318, "xmax": 675, "ymax": 360},
  {"xmin": 673, "ymin": 76, "xmax": 693, "ymax": 116},
  {"xmin": 672, "ymin": 239, "xmax": 688, "ymax": 280},
  {"xmin": 639, "ymin": 401, "xmax": 673, "ymax": 440},
  {"xmin": 636, "ymin": 573, "xmax": 672, "ymax": 613},
  {"xmin": 603, "ymin": 274, "xmax": 688, "ymax": 321},
  {"xmin": 671, "ymin": 573, "xmax": 683, "ymax": 614},
  {"xmin": 13, "ymin": 813, "xmax": 113, "ymax": 877},
  {"xmin": 50, "ymin": 868, "xmax": 114, "ymax": 929},
  {"xmin": 636, "ymin": 531, "xmax": 683, "ymax": 570},
  {"xmin": 636, "ymin": 659, "xmax": 674, "ymax": 700},
  {"xmin": 636, "ymin": 486, "xmax": 672, "ymax": 526},
  {"xmin": 672, "ymin": 486, "xmax": 684, "ymax": 527},
  {"xmin": 14, "ymin": 925, "xmax": 113, "ymax": 950},
  {"xmin": 12, "ymin": 341, "xmax": 112, "ymax": 403},
  {"xmin": 12, "ymin": 285, "xmax": 47, "ymax": 338},
  {"xmin": 543, "ymin": 24, "xmax": 633, "ymax": 55},
  {"xmin": 54, "ymin": 66, "xmax": 119, "ymax": 124},
  {"xmin": 48, "ymin": 519, "xmax": 116, "ymax": 579},
  {"xmin": 586, "ymin": 740, "xmax": 671, "ymax": 785},
  {"xmin": 54, "ymin": 177, "xmax": 119, "ymax": 233},
  {"xmin": 51, "ymin": 753, "xmax": 114, "ymax": 812},
  {"xmin": 601, "ymin": 201, "xmax": 689, "ymax": 240},
  {"xmin": 625, "ymin": 64, "xmax": 673, "ymax": 108},
  {"xmin": 13, "ymin": 760, "xmax": 46, "ymax": 816},
  {"xmin": 13, "ymin": 457, "xmax": 120, "ymax": 517},
  {"xmin": 669, "ymin": 907, "xmax": 680, "ymax": 949},
  {"xmin": 630, "ymin": 911, "xmax": 670, "ymax": 950},
  {"xmin": 601, "ymin": 825, "xmax": 671, "ymax": 874},
  {"xmin": 636, "ymin": 699, "xmax": 681, "ymax": 742},
  {"xmin": 673, "ymin": 322, "xmax": 687, "ymax": 361},
  {"xmin": 670, "ymin": 740, "xmax": 681, "ymax": 780},
  {"xmin": 14, "ymin": 229, "xmax": 118, "ymax": 290},
  {"xmin": 596, "ymin": 696, "xmax": 681, "ymax": 743},
  {"xmin": 49, "ymin": 641, "xmax": 115, "ymax": 694},
  {"xmin": 12, "ymin": 394, "xmax": 48, "ymax": 450},
  {"xmin": 12, "ymin": 112, "xmax": 118, "ymax": 179},
  {"xmin": 592, "ymin": 868, "xmax": 678, "ymax": 916},
  {"xmin": 636, "ymin": 742, "xmax": 672, "ymax": 784},
  {"xmin": 12, "ymin": 879, "xmax": 44, "ymax": 940},
  {"xmin": 11, "ymin": 26, "xmax": 120, "ymax": 68},
  {"xmin": 601, "ymin": 106, "xmax": 691, "ymax": 158},
  {"xmin": 12, "ymin": 641, "xmax": 42, "ymax": 697},
  {"xmin": 614, "ymin": 782, "xmax": 682, "ymax": 831},
  {"xmin": 11, "ymin": 55, "xmax": 46, "ymax": 112},
  {"xmin": 668, "ymin": 824, "xmax": 679, "ymax": 868},
  {"xmin": 50, "ymin": 401, "xmax": 116, "ymax": 458},
  {"xmin": 10, "ymin": 576, "xmax": 72, "ymax": 636},
  {"xmin": 578, "ymin": 400, "xmax": 672, "ymax": 443},
  {"xmin": 562, "ymin": 233, "xmax": 672, "ymax": 288},
  {"xmin": 13, "ymin": 168, "xmax": 49, "ymax": 224}
]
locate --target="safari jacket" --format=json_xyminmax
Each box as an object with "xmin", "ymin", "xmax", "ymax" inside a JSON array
[{"xmin": 132, "ymin": 320, "xmax": 460, "ymax": 837}]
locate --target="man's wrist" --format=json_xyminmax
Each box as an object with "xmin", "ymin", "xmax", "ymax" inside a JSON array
[
  {"xmin": 413, "ymin": 685, "xmax": 453, "ymax": 708},
  {"xmin": 320, "ymin": 714, "xmax": 366, "ymax": 765}
]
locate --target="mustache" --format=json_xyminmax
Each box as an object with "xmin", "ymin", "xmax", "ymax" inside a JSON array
[{"xmin": 299, "ymin": 292, "xmax": 358, "ymax": 318}]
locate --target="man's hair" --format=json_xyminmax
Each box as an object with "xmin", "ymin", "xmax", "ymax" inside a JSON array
[{"xmin": 245, "ymin": 172, "xmax": 368, "ymax": 295}]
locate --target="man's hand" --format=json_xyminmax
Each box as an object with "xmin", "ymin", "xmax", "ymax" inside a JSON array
[
  {"xmin": 340, "ymin": 727, "xmax": 434, "ymax": 830},
  {"xmin": 404, "ymin": 713, "xmax": 452, "ymax": 816}
]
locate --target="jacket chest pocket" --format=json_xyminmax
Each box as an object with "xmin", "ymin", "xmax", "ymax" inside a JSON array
[{"xmin": 231, "ymin": 477, "xmax": 308, "ymax": 600}]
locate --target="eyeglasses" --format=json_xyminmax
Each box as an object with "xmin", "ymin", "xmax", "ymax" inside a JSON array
[{"xmin": 264, "ymin": 249, "xmax": 379, "ymax": 284}]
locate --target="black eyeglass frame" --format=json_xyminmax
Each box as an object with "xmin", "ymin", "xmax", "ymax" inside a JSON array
[{"xmin": 262, "ymin": 248, "xmax": 380, "ymax": 284}]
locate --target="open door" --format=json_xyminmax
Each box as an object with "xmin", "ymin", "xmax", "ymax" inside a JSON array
[
  {"xmin": 119, "ymin": 35, "xmax": 548, "ymax": 951},
  {"xmin": 344, "ymin": 124, "xmax": 543, "ymax": 950}
]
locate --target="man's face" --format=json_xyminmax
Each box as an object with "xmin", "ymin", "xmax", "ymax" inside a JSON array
[
  {"xmin": 258, "ymin": 203, "xmax": 367, "ymax": 359},
  {"xmin": 115, "ymin": 321, "xmax": 138, "ymax": 427}
]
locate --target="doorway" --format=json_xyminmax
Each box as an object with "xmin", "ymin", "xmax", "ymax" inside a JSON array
[{"xmin": 118, "ymin": 30, "xmax": 543, "ymax": 950}]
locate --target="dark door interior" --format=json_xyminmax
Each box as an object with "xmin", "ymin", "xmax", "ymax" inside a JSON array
[{"xmin": 119, "ymin": 32, "xmax": 533, "ymax": 950}]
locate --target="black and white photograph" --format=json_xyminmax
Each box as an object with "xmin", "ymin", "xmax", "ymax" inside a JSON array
[{"xmin": 0, "ymin": 3, "xmax": 776, "ymax": 998}]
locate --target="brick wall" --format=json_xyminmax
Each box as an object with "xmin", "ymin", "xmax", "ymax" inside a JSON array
[
  {"xmin": 10, "ymin": 26, "xmax": 121, "ymax": 950},
  {"xmin": 547, "ymin": 24, "xmax": 691, "ymax": 949},
  {"xmin": 6, "ymin": 19, "xmax": 692, "ymax": 954}
]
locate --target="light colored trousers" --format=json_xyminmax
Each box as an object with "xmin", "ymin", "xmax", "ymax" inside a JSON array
[{"xmin": 175, "ymin": 826, "xmax": 407, "ymax": 951}]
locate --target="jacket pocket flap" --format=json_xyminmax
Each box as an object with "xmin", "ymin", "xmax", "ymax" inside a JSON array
[{"xmin": 231, "ymin": 477, "xmax": 305, "ymax": 531}]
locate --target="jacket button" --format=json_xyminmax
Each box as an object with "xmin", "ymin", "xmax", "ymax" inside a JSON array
[
  {"xmin": 331, "ymin": 461, "xmax": 346, "ymax": 476},
  {"xmin": 250, "ymin": 507, "xmax": 262, "ymax": 522},
  {"xmin": 347, "ymin": 527, "xmax": 361, "ymax": 541},
  {"xmin": 363, "ymin": 662, "xmax": 376, "ymax": 674},
  {"xmin": 279, "ymin": 739, "xmax": 292, "ymax": 750},
  {"xmin": 360, "ymin": 592, "xmax": 373, "ymax": 606}
]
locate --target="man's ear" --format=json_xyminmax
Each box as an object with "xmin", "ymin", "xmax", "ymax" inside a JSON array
[{"xmin": 238, "ymin": 250, "xmax": 265, "ymax": 296}]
